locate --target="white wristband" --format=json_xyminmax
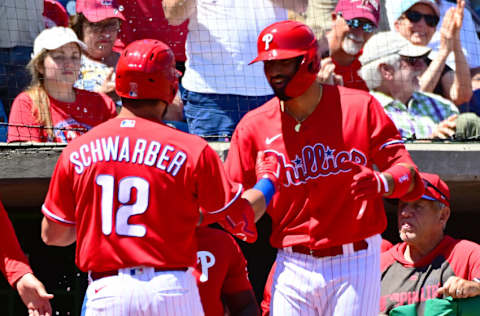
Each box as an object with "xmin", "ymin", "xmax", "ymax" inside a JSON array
[{"xmin": 379, "ymin": 173, "xmax": 389, "ymax": 193}]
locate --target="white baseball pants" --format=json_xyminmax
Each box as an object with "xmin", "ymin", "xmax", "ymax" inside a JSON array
[
  {"xmin": 270, "ymin": 234, "xmax": 381, "ymax": 316},
  {"xmin": 84, "ymin": 267, "xmax": 204, "ymax": 316}
]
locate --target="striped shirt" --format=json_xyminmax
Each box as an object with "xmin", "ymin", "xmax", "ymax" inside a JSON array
[{"xmin": 370, "ymin": 91, "xmax": 459, "ymax": 139}]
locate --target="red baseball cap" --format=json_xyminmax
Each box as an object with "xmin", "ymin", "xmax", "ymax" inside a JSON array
[
  {"xmin": 335, "ymin": 0, "xmax": 380, "ymax": 27},
  {"xmin": 43, "ymin": 0, "xmax": 69, "ymax": 28},
  {"xmin": 76, "ymin": 0, "xmax": 125, "ymax": 23},
  {"xmin": 420, "ymin": 172, "xmax": 450, "ymax": 207}
]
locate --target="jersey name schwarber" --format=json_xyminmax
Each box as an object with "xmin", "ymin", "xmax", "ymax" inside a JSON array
[{"xmin": 69, "ymin": 135, "xmax": 187, "ymax": 176}]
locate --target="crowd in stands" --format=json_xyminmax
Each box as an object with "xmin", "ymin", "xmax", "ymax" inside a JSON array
[
  {"xmin": 1, "ymin": 0, "xmax": 480, "ymax": 142},
  {"xmin": 1, "ymin": 0, "xmax": 480, "ymax": 314}
]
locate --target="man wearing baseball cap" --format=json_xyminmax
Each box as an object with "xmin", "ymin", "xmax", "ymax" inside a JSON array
[
  {"xmin": 358, "ymin": 31, "xmax": 472, "ymax": 140},
  {"xmin": 380, "ymin": 172, "xmax": 480, "ymax": 315},
  {"xmin": 326, "ymin": 0, "xmax": 380, "ymax": 90}
]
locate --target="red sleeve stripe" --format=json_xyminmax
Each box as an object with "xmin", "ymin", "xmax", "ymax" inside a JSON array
[
  {"xmin": 206, "ymin": 183, "xmax": 244, "ymax": 215},
  {"xmin": 42, "ymin": 205, "xmax": 76, "ymax": 225},
  {"xmin": 379, "ymin": 140, "xmax": 404, "ymax": 151}
]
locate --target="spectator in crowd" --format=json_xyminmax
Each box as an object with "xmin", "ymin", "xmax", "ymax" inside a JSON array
[
  {"xmin": 114, "ymin": 0, "xmax": 190, "ymax": 129},
  {"xmin": 0, "ymin": 200, "xmax": 53, "ymax": 316},
  {"xmin": 360, "ymin": 31, "xmax": 480, "ymax": 140},
  {"xmin": 0, "ymin": 0, "xmax": 44, "ymax": 115},
  {"xmin": 115, "ymin": 0, "xmax": 188, "ymax": 74},
  {"xmin": 387, "ymin": 0, "xmax": 472, "ymax": 105},
  {"xmin": 305, "ymin": 0, "xmax": 390, "ymax": 40},
  {"xmin": 194, "ymin": 226, "xmax": 260, "ymax": 316},
  {"xmin": 163, "ymin": 0, "xmax": 308, "ymax": 140},
  {"xmin": 386, "ymin": 0, "xmax": 480, "ymax": 79},
  {"xmin": 71, "ymin": 0, "xmax": 125, "ymax": 104},
  {"xmin": 380, "ymin": 172, "xmax": 480, "ymax": 315},
  {"xmin": 43, "ymin": 0, "xmax": 69, "ymax": 28},
  {"xmin": 7, "ymin": 27, "xmax": 116, "ymax": 143},
  {"xmin": 326, "ymin": 0, "xmax": 380, "ymax": 90}
]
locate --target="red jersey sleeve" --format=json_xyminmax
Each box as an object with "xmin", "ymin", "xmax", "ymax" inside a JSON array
[
  {"xmin": 0, "ymin": 201, "xmax": 32, "ymax": 287},
  {"xmin": 367, "ymin": 96, "xmax": 415, "ymax": 170},
  {"xmin": 194, "ymin": 145, "xmax": 244, "ymax": 224},
  {"xmin": 7, "ymin": 92, "xmax": 44, "ymax": 142},
  {"xmin": 42, "ymin": 151, "xmax": 76, "ymax": 225},
  {"xmin": 224, "ymin": 122, "xmax": 257, "ymax": 189},
  {"xmin": 221, "ymin": 233, "xmax": 253, "ymax": 294}
]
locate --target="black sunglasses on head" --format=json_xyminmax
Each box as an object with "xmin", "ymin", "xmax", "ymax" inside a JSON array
[
  {"xmin": 404, "ymin": 10, "xmax": 439, "ymax": 27},
  {"xmin": 423, "ymin": 179, "xmax": 449, "ymax": 204}
]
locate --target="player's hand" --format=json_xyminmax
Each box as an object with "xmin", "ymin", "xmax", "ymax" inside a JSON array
[
  {"xmin": 16, "ymin": 273, "xmax": 54, "ymax": 316},
  {"xmin": 437, "ymin": 276, "xmax": 480, "ymax": 299},
  {"xmin": 345, "ymin": 161, "xmax": 388, "ymax": 200},
  {"xmin": 218, "ymin": 206, "xmax": 258, "ymax": 243},
  {"xmin": 255, "ymin": 151, "xmax": 283, "ymax": 188},
  {"xmin": 431, "ymin": 114, "xmax": 457, "ymax": 139}
]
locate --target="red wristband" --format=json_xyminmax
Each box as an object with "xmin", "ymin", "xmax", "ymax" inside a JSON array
[{"xmin": 385, "ymin": 164, "xmax": 412, "ymax": 199}]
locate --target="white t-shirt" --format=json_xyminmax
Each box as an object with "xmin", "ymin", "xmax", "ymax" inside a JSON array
[
  {"xmin": 182, "ymin": 0, "xmax": 287, "ymax": 96},
  {"xmin": 0, "ymin": 0, "xmax": 44, "ymax": 48}
]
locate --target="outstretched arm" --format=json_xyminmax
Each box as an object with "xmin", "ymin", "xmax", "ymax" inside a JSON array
[{"xmin": 16, "ymin": 273, "xmax": 54, "ymax": 316}]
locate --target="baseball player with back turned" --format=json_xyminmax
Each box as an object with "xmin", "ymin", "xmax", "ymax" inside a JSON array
[
  {"xmin": 40, "ymin": 39, "xmax": 282, "ymax": 316},
  {"xmin": 225, "ymin": 20, "xmax": 426, "ymax": 316}
]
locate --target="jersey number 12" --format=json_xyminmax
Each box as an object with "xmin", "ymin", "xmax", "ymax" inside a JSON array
[{"xmin": 96, "ymin": 174, "xmax": 149, "ymax": 237}]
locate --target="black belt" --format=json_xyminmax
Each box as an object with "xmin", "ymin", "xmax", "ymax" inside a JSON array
[{"xmin": 290, "ymin": 240, "xmax": 368, "ymax": 258}]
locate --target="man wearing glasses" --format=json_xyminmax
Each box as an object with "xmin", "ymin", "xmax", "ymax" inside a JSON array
[
  {"xmin": 379, "ymin": 172, "xmax": 480, "ymax": 315},
  {"xmin": 359, "ymin": 31, "xmax": 473, "ymax": 140},
  {"xmin": 327, "ymin": 0, "xmax": 380, "ymax": 91}
]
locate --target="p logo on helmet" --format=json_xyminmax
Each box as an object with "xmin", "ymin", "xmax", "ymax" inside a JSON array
[
  {"xmin": 262, "ymin": 33, "xmax": 274, "ymax": 50},
  {"xmin": 250, "ymin": 21, "xmax": 320, "ymax": 99}
]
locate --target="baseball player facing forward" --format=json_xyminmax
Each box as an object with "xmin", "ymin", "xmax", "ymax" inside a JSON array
[
  {"xmin": 225, "ymin": 20, "xmax": 425, "ymax": 316},
  {"xmin": 40, "ymin": 39, "xmax": 281, "ymax": 316}
]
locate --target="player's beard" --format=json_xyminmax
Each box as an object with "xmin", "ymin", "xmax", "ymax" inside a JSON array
[
  {"xmin": 341, "ymin": 33, "xmax": 364, "ymax": 56},
  {"xmin": 270, "ymin": 77, "xmax": 292, "ymax": 101}
]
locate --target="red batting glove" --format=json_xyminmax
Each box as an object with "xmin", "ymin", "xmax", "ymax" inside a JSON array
[
  {"xmin": 218, "ymin": 199, "xmax": 258, "ymax": 243},
  {"xmin": 344, "ymin": 161, "xmax": 389, "ymax": 200},
  {"xmin": 255, "ymin": 151, "xmax": 283, "ymax": 188}
]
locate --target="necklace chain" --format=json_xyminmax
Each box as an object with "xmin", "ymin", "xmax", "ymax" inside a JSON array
[{"xmin": 280, "ymin": 84, "xmax": 322, "ymax": 132}]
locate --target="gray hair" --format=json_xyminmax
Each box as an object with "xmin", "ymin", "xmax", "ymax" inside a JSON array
[{"xmin": 359, "ymin": 54, "xmax": 401, "ymax": 90}]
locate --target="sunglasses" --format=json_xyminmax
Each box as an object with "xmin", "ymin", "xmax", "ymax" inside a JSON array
[
  {"xmin": 338, "ymin": 13, "xmax": 376, "ymax": 33},
  {"xmin": 404, "ymin": 10, "xmax": 439, "ymax": 27},
  {"xmin": 400, "ymin": 55, "xmax": 427, "ymax": 67},
  {"xmin": 423, "ymin": 179, "xmax": 449, "ymax": 204}
]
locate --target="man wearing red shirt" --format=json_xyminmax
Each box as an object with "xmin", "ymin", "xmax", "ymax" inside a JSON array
[{"xmin": 327, "ymin": 0, "xmax": 379, "ymax": 90}]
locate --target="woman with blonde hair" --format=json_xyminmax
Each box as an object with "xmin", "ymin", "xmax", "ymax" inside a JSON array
[{"xmin": 7, "ymin": 27, "xmax": 116, "ymax": 143}]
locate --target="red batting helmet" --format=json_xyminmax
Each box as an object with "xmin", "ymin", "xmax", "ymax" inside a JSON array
[
  {"xmin": 250, "ymin": 20, "xmax": 320, "ymax": 98},
  {"xmin": 116, "ymin": 39, "xmax": 179, "ymax": 103}
]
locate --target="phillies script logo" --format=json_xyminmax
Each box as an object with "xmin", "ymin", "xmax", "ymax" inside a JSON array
[{"xmin": 265, "ymin": 143, "xmax": 367, "ymax": 186}]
